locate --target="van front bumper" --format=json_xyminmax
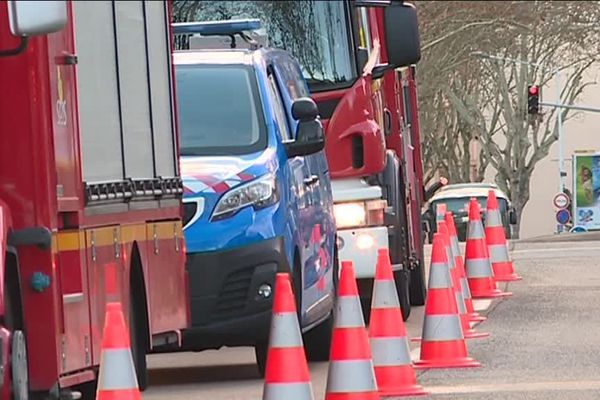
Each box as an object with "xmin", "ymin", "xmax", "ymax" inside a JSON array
[{"xmin": 182, "ymin": 236, "xmax": 290, "ymax": 350}]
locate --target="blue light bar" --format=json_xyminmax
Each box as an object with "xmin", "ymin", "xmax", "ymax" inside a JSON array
[{"xmin": 172, "ymin": 19, "xmax": 261, "ymax": 36}]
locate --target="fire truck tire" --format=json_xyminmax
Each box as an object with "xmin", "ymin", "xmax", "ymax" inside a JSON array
[
  {"xmin": 394, "ymin": 269, "xmax": 411, "ymax": 321},
  {"xmin": 409, "ymin": 256, "xmax": 427, "ymax": 306},
  {"xmin": 10, "ymin": 331, "xmax": 28, "ymax": 400},
  {"xmin": 129, "ymin": 291, "xmax": 148, "ymax": 391}
]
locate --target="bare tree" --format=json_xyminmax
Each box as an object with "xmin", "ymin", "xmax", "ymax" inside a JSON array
[{"xmin": 417, "ymin": 1, "xmax": 600, "ymax": 237}]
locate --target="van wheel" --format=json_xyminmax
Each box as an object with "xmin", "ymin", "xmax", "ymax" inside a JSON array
[
  {"xmin": 395, "ymin": 269, "xmax": 411, "ymax": 321},
  {"xmin": 254, "ymin": 342, "xmax": 268, "ymax": 378},
  {"xmin": 304, "ymin": 312, "xmax": 333, "ymax": 362}
]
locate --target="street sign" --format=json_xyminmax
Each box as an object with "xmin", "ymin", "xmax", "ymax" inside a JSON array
[
  {"xmin": 553, "ymin": 192, "xmax": 570, "ymax": 209},
  {"xmin": 556, "ymin": 208, "xmax": 571, "ymax": 225}
]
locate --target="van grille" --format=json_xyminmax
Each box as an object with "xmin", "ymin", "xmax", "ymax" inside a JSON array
[{"xmin": 211, "ymin": 267, "xmax": 254, "ymax": 322}]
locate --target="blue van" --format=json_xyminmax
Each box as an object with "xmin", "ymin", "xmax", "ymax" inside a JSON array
[{"xmin": 173, "ymin": 20, "xmax": 337, "ymax": 373}]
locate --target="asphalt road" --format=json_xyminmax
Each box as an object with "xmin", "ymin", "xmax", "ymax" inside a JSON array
[{"xmin": 144, "ymin": 240, "xmax": 600, "ymax": 399}]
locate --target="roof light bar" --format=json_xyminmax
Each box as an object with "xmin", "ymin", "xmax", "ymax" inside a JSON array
[{"xmin": 172, "ymin": 19, "xmax": 261, "ymax": 36}]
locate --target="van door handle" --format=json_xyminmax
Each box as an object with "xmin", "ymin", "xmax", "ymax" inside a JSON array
[{"xmin": 303, "ymin": 175, "xmax": 319, "ymax": 186}]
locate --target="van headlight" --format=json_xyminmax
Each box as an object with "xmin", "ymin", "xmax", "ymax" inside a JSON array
[
  {"xmin": 212, "ymin": 174, "xmax": 279, "ymax": 221},
  {"xmin": 333, "ymin": 199, "xmax": 386, "ymax": 229}
]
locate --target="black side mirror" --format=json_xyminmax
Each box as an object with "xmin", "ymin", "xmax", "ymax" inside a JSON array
[
  {"xmin": 509, "ymin": 208, "xmax": 517, "ymax": 225},
  {"xmin": 284, "ymin": 98, "xmax": 325, "ymax": 158},
  {"xmin": 383, "ymin": 2, "xmax": 421, "ymax": 67}
]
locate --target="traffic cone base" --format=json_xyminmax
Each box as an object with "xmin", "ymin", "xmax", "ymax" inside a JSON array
[
  {"xmin": 468, "ymin": 312, "xmax": 487, "ymax": 322},
  {"xmin": 469, "ymin": 277, "xmax": 513, "ymax": 299},
  {"xmin": 96, "ymin": 390, "xmax": 141, "ymax": 400},
  {"xmin": 461, "ymin": 314, "xmax": 490, "ymax": 339},
  {"xmin": 374, "ymin": 366, "xmax": 427, "ymax": 397},
  {"xmin": 414, "ymin": 340, "xmax": 481, "ymax": 369},
  {"xmin": 492, "ymin": 261, "xmax": 522, "ymax": 281}
]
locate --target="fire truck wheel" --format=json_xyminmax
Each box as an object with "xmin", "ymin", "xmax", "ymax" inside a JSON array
[
  {"xmin": 394, "ymin": 269, "xmax": 411, "ymax": 321},
  {"xmin": 11, "ymin": 331, "xmax": 28, "ymax": 400},
  {"xmin": 409, "ymin": 258, "xmax": 427, "ymax": 306},
  {"xmin": 129, "ymin": 294, "xmax": 148, "ymax": 391}
]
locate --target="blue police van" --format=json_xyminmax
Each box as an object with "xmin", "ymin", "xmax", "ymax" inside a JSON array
[{"xmin": 173, "ymin": 20, "xmax": 337, "ymax": 373}]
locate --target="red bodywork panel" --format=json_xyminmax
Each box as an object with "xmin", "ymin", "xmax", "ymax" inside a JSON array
[
  {"xmin": 313, "ymin": 78, "xmax": 385, "ymax": 179},
  {"xmin": 0, "ymin": 2, "xmax": 188, "ymax": 392}
]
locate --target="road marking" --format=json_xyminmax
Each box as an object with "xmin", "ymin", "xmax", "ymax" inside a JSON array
[
  {"xmin": 427, "ymin": 380, "xmax": 600, "ymax": 394},
  {"xmin": 512, "ymin": 246, "xmax": 600, "ymax": 254}
]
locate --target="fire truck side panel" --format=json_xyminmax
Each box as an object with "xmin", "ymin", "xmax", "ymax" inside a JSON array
[{"xmin": 1, "ymin": 1, "xmax": 188, "ymax": 392}]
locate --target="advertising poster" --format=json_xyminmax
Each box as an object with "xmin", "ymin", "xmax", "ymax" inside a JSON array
[{"xmin": 573, "ymin": 153, "xmax": 600, "ymax": 230}]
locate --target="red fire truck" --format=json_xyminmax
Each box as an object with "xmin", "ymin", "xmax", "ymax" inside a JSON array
[
  {"xmin": 0, "ymin": 2, "xmax": 188, "ymax": 398},
  {"xmin": 177, "ymin": 0, "xmax": 426, "ymax": 319}
]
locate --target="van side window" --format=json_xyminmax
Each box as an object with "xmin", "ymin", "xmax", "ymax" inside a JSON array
[{"xmin": 267, "ymin": 73, "xmax": 293, "ymax": 142}]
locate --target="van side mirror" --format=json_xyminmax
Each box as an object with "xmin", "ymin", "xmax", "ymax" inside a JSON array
[
  {"xmin": 284, "ymin": 98, "xmax": 325, "ymax": 158},
  {"xmin": 383, "ymin": 2, "xmax": 421, "ymax": 67},
  {"xmin": 8, "ymin": 0, "xmax": 67, "ymax": 37}
]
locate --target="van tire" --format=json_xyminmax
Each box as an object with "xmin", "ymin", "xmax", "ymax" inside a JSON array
[
  {"xmin": 304, "ymin": 243, "xmax": 337, "ymax": 362},
  {"xmin": 254, "ymin": 342, "xmax": 268, "ymax": 378}
]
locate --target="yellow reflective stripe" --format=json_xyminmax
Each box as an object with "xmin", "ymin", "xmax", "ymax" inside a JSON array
[{"xmin": 52, "ymin": 221, "xmax": 182, "ymax": 252}]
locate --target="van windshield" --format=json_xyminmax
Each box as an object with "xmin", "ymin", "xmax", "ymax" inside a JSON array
[{"xmin": 175, "ymin": 64, "xmax": 267, "ymax": 156}]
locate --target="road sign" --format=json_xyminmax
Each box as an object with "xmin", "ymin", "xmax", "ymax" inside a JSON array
[
  {"xmin": 556, "ymin": 208, "xmax": 571, "ymax": 225},
  {"xmin": 553, "ymin": 192, "xmax": 570, "ymax": 209}
]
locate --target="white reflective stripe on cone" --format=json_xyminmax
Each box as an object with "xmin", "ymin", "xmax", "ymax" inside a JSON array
[
  {"xmin": 461, "ymin": 278, "xmax": 472, "ymax": 300},
  {"xmin": 422, "ymin": 314, "xmax": 464, "ymax": 341},
  {"xmin": 486, "ymin": 209, "xmax": 503, "ymax": 227},
  {"xmin": 97, "ymin": 349, "xmax": 139, "ymax": 390},
  {"xmin": 326, "ymin": 360, "xmax": 377, "ymax": 393},
  {"xmin": 466, "ymin": 258, "xmax": 493, "ymax": 278},
  {"xmin": 451, "ymin": 238, "xmax": 461, "ymax": 259},
  {"xmin": 263, "ymin": 382, "xmax": 314, "ymax": 400},
  {"xmin": 269, "ymin": 312, "xmax": 303, "ymax": 348},
  {"xmin": 455, "ymin": 291, "xmax": 466, "ymax": 314},
  {"xmin": 428, "ymin": 262, "xmax": 452, "ymax": 289},
  {"xmin": 446, "ymin": 247, "xmax": 456, "ymax": 270},
  {"xmin": 467, "ymin": 221, "xmax": 485, "ymax": 239},
  {"xmin": 371, "ymin": 280, "xmax": 400, "ymax": 309},
  {"xmin": 489, "ymin": 244, "xmax": 510, "ymax": 263},
  {"xmin": 334, "ymin": 296, "xmax": 365, "ymax": 328},
  {"xmin": 370, "ymin": 336, "xmax": 412, "ymax": 366}
]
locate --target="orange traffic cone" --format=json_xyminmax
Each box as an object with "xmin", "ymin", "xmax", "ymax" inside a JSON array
[
  {"xmin": 325, "ymin": 261, "xmax": 379, "ymax": 400},
  {"xmin": 368, "ymin": 249, "xmax": 427, "ymax": 397},
  {"xmin": 414, "ymin": 233, "xmax": 480, "ymax": 369},
  {"xmin": 445, "ymin": 212, "xmax": 486, "ymax": 323},
  {"xmin": 465, "ymin": 199, "xmax": 512, "ymax": 299},
  {"xmin": 438, "ymin": 221, "xmax": 489, "ymax": 340},
  {"xmin": 96, "ymin": 303, "xmax": 141, "ymax": 400},
  {"xmin": 485, "ymin": 190, "xmax": 522, "ymax": 282},
  {"xmin": 263, "ymin": 273, "xmax": 314, "ymax": 400},
  {"xmin": 436, "ymin": 203, "xmax": 447, "ymax": 223}
]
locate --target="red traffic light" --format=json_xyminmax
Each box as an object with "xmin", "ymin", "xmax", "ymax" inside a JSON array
[{"xmin": 528, "ymin": 86, "xmax": 539, "ymax": 95}]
